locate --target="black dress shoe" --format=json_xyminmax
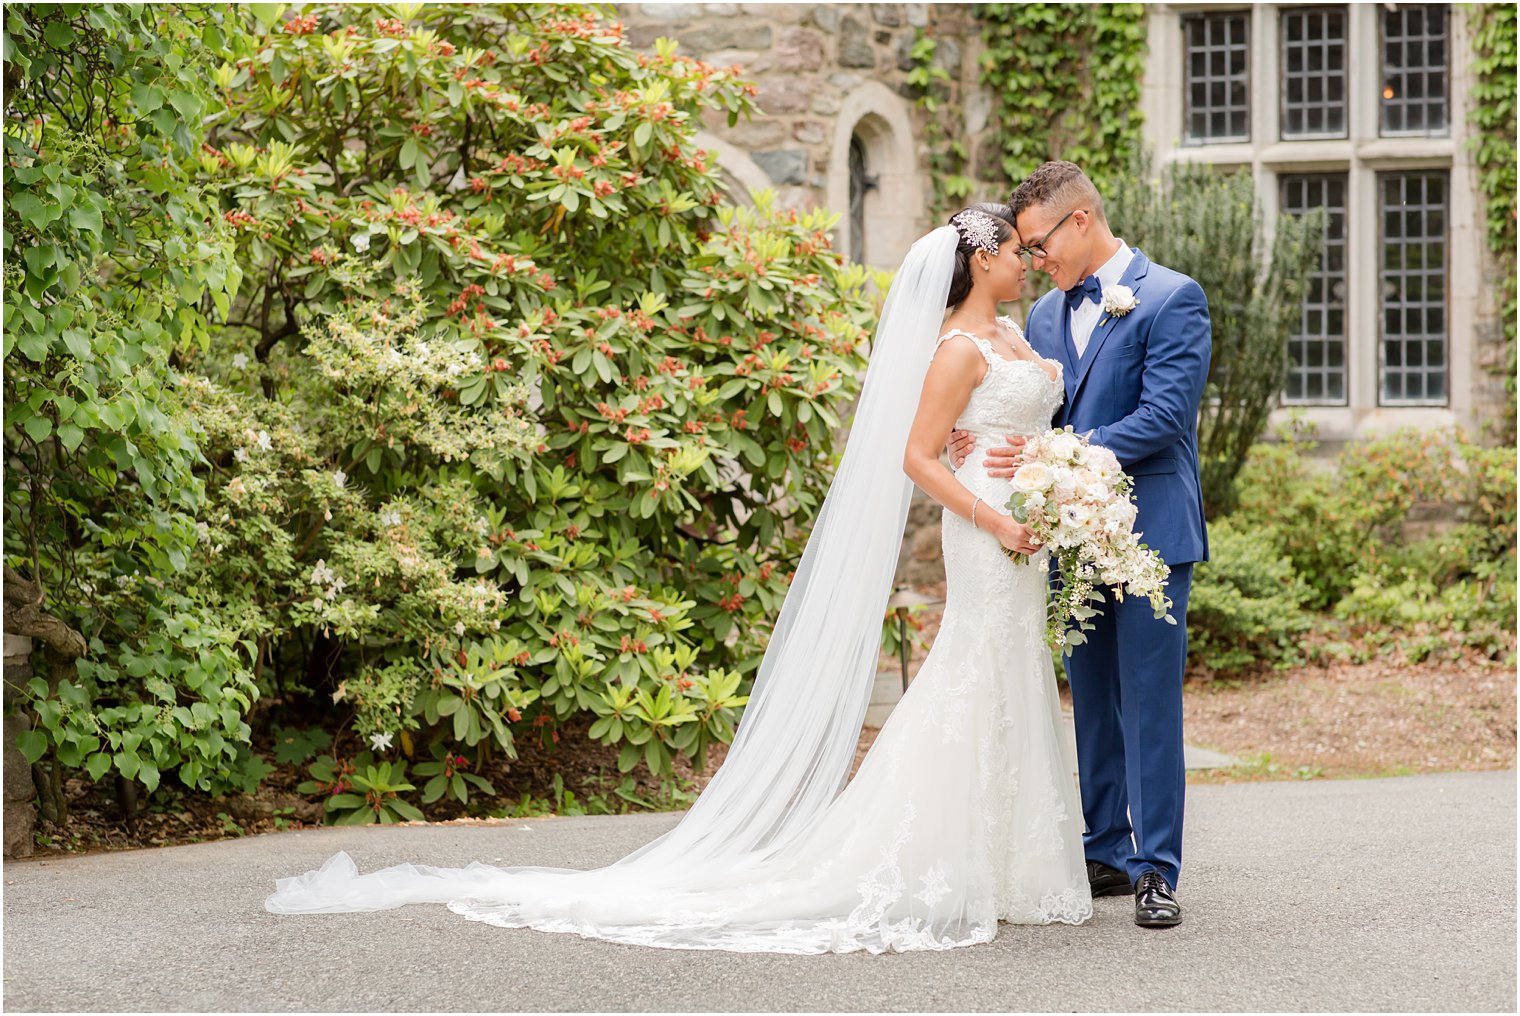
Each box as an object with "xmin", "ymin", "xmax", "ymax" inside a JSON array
[
  {"xmin": 1086, "ymin": 860, "xmax": 1131, "ymax": 897},
  {"xmin": 1134, "ymin": 870, "xmax": 1182, "ymax": 927}
]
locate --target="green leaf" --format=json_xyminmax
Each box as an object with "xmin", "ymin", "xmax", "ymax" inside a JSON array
[
  {"xmin": 633, "ymin": 122, "xmax": 653, "ymax": 148},
  {"xmin": 150, "ymin": 107, "xmax": 178, "ymax": 137},
  {"xmin": 131, "ymin": 83, "xmax": 165, "ymax": 113},
  {"xmin": 15, "ymin": 729, "xmax": 47, "ymax": 765},
  {"xmin": 55, "ymin": 419, "xmax": 84, "ymax": 453},
  {"xmin": 85, "ymin": 752, "xmax": 113, "ymax": 781},
  {"xmin": 22, "ymin": 412, "xmax": 52, "ymax": 442},
  {"xmin": 23, "ymin": 244, "xmax": 57, "ymax": 276},
  {"xmin": 248, "ymin": 3, "xmax": 284, "ymax": 28},
  {"xmin": 168, "ymin": 89, "xmax": 201, "ymax": 121},
  {"xmin": 43, "ymin": 21, "xmax": 75, "ymax": 47},
  {"xmin": 115, "ymin": 751, "xmax": 141, "ymax": 779}
]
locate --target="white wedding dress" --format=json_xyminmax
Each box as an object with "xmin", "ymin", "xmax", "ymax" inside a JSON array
[{"xmin": 265, "ymin": 228, "xmax": 1091, "ymax": 953}]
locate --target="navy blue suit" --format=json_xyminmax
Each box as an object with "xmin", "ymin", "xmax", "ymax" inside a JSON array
[{"xmin": 1025, "ymin": 248, "xmax": 1211, "ymax": 889}]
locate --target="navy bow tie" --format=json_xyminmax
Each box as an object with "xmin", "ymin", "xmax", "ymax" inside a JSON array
[{"xmin": 1064, "ymin": 275, "xmax": 1102, "ymax": 311}]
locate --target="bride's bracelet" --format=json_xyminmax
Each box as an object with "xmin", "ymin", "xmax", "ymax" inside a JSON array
[{"xmin": 970, "ymin": 497, "xmax": 983, "ymax": 529}]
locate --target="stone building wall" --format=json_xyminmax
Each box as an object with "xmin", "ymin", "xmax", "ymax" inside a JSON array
[
  {"xmin": 614, "ymin": 2, "xmax": 1514, "ymax": 590},
  {"xmin": 616, "ymin": 3, "xmax": 997, "ymax": 274},
  {"xmin": 616, "ymin": 3, "xmax": 995, "ymax": 591}
]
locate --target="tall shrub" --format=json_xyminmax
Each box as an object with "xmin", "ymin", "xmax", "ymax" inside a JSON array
[
  {"xmin": 187, "ymin": 3, "xmax": 880, "ymax": 781},
  {"xmin": 1106, "ymin": 154, "xmax": 1324, "ymax": 517},
  {"xmin": 3, "ymin": 5, "xmax": 257, "ymax": 815}
]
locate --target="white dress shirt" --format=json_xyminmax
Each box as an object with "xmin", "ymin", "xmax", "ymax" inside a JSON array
[{"xmin": 1070, "ymin": 239, "xmax": 1134, "ymax": 358}]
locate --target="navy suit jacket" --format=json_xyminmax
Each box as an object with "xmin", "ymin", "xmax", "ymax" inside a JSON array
[{"xmin": 1025, "ymin": 248, "xmax": 1211, "ymax": 566}]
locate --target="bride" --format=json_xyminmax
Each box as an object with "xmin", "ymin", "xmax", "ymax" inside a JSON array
[{"xmin": 265, "ymin": 207, "xmax": 1093, "ymax": 953}]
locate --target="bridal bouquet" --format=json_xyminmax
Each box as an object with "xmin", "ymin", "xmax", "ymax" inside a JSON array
[{"xmin": 1003, "ymin": 426, "xmax": 1176, "ymax": 653}]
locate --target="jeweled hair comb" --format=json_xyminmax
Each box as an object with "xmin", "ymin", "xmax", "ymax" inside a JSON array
[{"xmin": 950, "ymin": 209, "xmax": 1001, "ymax": 256}]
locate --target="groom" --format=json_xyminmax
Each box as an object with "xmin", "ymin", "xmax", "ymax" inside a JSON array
[{"xmin": 952, "ymin": 161, "xmax": 1210, "ymax": 927}]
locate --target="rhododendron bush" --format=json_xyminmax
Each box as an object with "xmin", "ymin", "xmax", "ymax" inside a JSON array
[{"xmin": 8, "ymin": 1, "xmax": 881, "ymax": 812}]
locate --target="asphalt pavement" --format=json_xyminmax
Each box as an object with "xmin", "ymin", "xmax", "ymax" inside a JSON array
[{"xmin": 3, "ymin": 769, "xmax": 1515, "ymax": 1012}]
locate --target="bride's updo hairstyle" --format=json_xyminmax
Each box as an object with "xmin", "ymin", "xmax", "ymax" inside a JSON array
[{"xmin": 945, "ymin": 203, "xmax": 1016, "ymax": 308}]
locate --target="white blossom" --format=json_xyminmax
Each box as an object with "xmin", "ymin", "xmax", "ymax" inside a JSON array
[
  {"xmin": 333, "ymin": 470, "xmax": 347, "ymax": 488},
  {"xmin": 231, "ymin": 353, "xmax": 250, "ymax": 370},
  {"xmin": 1012, "ymin": 462, "xmax": 1053, "ymax": 492},
  {"xmin": 1100, "ymin": 284, "xmax": 1139, "ymax": 318},
  {"xmin": 256, "ymin": 430, "xmax": 272, "ymax": 452},
  {"xmin": 369, "ymin": 731, "xmax": 393, "ymax": 751},
  {"xmin": 352, "ymin": 231, "xmax": 372, "ymax": 252}
]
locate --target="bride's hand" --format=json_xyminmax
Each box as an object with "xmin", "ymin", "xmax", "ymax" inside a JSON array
[{"xmin": 986, "ymin": 512, "xmax": 1042, "ymax": 556}]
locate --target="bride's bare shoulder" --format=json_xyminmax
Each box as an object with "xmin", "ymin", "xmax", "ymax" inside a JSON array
[{"xmin": 928, "ymin": 331, "xmax": 989, "ymax": 381}]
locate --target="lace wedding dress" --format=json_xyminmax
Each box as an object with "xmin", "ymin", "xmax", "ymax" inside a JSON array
[
  {"xmin": 265, "ymin": 228, "xmax": 1091, "ymax": 954},
  {"xmin": 266, "ymin": 322, "xmax": 1090, "ymax": 954}
]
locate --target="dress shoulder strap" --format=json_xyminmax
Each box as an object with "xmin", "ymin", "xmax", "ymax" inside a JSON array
[
  {"xmin": 996, "ymin": 315, "xmax": 1026, "ymax": 342},
  {"xmin": 934, "ymin": 328, "xmax": 998, "ymax": 364}
]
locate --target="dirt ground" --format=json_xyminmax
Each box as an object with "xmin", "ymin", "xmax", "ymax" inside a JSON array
[
  {"xmin": 878, "ymin": 580, "xmax": 1516, "ymax": 782},
  {"xmin": 1181, "ymin": 645, "xmax": 1515, "ymax": 781}
]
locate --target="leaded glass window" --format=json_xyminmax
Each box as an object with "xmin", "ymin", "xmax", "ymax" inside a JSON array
[
  {"xmin": 1379, "ymin": 171, "xmax": 1448, "ymax": 405},
  {"xmin": 1182, "ymin": 12, "xmax": 1250, "ymax": 144},
  {"xmin": 1281, "ymin": 7, "xmax": 1348, "ymax": 139},
  {"xmin": 1280, "ymin": 174, "xmax": 1348, "ymax": 404},
  {"xmin": 1380, "ymin": 4, "xmax": 1449, "ymax": 136}
]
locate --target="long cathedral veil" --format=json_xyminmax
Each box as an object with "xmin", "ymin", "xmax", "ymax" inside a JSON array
[{"xmin": 264, "ymin": 227, "xmax": 960, "ymax": 936}]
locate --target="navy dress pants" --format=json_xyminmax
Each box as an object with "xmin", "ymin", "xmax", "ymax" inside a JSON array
[{"xmin": 1065, "ymin": 563, "xmax": 1193, "ymax": 890}]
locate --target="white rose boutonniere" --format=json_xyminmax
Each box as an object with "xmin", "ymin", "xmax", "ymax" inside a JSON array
[{"xmin": 1099, "ymin": 284, "xmax": 1139, "ymax": 326}]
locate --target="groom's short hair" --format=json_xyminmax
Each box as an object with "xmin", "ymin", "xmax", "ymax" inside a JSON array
[{"xmin": 1010, "ymin": 161, "xmax": 1106, "ymax": 226}]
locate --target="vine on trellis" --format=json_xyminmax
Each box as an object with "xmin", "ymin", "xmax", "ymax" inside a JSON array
[
  {"xmin": 1469, "ymin": 3, "xmax": 1517, "ymax": 439},
  {"xmin": 976, "ymin": 3, "xmax": 1148, "ymax": 196}
]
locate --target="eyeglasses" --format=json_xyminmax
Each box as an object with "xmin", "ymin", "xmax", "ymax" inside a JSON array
[{"xmin": 1017, "ymin": 209, "xmax": 1079, "ymax": 262}]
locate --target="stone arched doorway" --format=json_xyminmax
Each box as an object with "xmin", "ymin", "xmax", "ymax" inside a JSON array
[{"xmin": 826, "ymin": 81, "xmax": 924, "ymax": 269}]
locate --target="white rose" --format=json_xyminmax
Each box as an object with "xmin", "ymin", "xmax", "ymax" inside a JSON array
[
  {"xmin": 1103, "ymin": 502, "xmax": 1135, "ymax": 525},
  {"xmin": 1088, "ymin": 444, "xmax": 1121, "ymax": 474},
  {"xmin": 1012, "ymin": 462, "xmax": 1054, "ymax": 492},
  {"xmin": 1101, "ymin": 284, "xmax": 1139, "ymax": 316},
  {"xmin": 1085, "ymin": 482, "xmax": 1115, "ymax": 505},
  {"xmin": 1049, "ymin": 433, "xmax": 1082, "ymax": 460}
]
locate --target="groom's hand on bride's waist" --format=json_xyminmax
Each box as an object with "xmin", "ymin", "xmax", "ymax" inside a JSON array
[
  {"xmin": 946, "ymin": 428, "xmax": 975, "ymax": 469},
  {"xmin": 983, "ymin": 434, "xmax": 1027, "ymax": 478}
]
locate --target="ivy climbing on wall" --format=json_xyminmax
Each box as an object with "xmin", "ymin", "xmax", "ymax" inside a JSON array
[
  {"xmin": 976, "ymin": 3, "xmax": 1149, "ymax": 196},
  {"xmin": 1468, "ymin": 2, "xmax": 1517, "ymax": 439},
  {"xmin": 907, "ymin": 29, "xmax": 974, "ymax": 217}
]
